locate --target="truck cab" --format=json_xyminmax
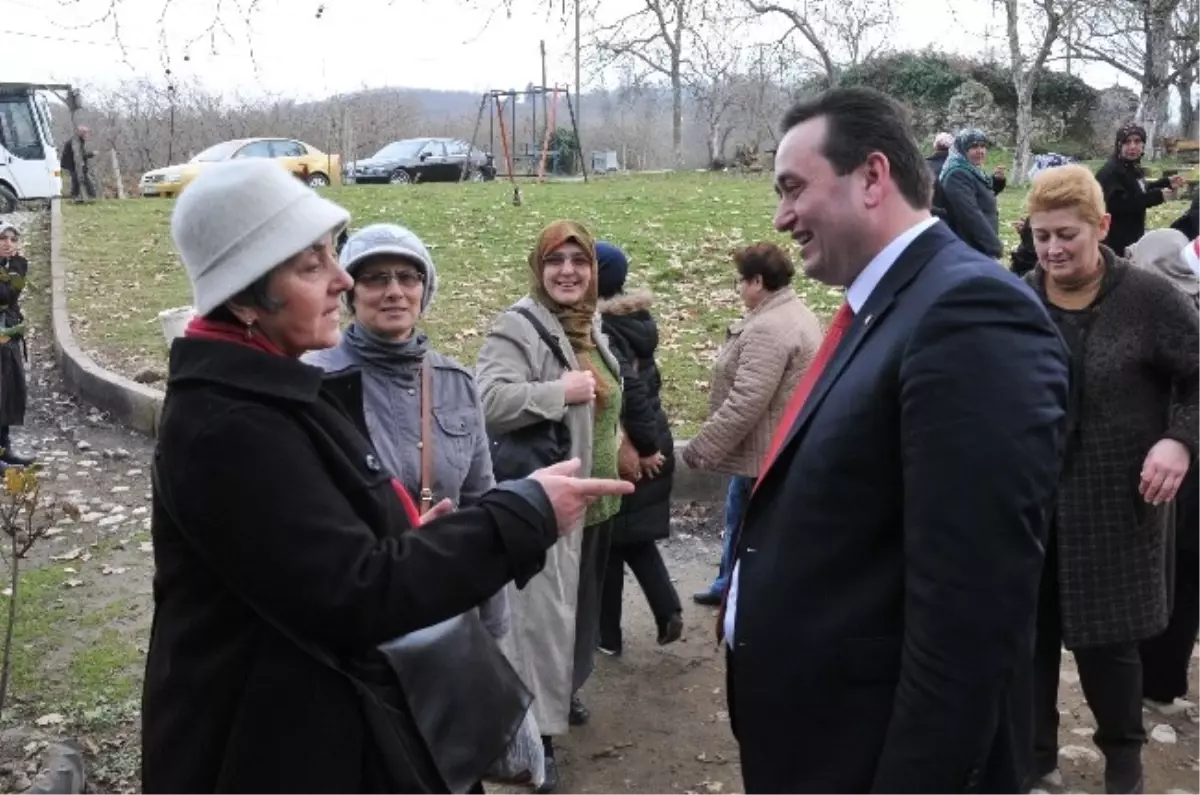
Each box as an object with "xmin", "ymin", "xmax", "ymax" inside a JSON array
[{"xmin": 0, "ymin": 83, "xmax": 66, "ymax": 212}]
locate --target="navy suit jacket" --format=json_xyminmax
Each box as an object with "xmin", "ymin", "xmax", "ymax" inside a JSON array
[{"xmin": 727, "ymin": 221, "xmax": 1069, "ymax": 793}]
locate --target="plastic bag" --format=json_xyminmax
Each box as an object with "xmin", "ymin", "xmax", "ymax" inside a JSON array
[{"xmin": 484, "ymin": 707, "xmax": 545, "ymax": 788}]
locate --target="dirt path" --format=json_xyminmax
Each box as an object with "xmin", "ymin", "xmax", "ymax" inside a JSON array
[{"xmin": 0, "ymin": 209, "xmax": 1195, "ymax": 793}]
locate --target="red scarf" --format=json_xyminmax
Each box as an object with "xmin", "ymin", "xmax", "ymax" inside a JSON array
[
  {"xmin": 184, "ymin": 316, "xmax": 287, "ymax": 357},
  {"xmin": 183, "ymin": 317, "xmax": 424, "ymax": 526}
]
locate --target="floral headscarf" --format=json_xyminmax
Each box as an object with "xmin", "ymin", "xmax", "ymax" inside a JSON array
[
  {"xmin": 1114, "ymin": 123, "xmax": 1147, "ymax": 161},
  {"xmin": 939, "ymin": 128, "xmax": 992, "ymax": 189}
]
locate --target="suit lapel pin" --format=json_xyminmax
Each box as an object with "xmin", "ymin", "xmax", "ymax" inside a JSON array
[{"xmin": 863, "ymin": 313, "xmax": 874, "ymax": 326}]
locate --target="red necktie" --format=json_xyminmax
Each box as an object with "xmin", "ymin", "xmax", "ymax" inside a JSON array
[{"xmin": 754, "ymin": 302, "xmax": 855, "ymax": 492}]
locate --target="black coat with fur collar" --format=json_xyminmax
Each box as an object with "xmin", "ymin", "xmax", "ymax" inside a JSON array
[{"xmin": 600, "ymin": 291, "xmax": 674, "ymax": 544}]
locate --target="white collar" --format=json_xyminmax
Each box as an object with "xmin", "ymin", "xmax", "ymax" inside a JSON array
[{"xmin": 845, "ymin": 216, "xmax": 938, "ymax": 314}]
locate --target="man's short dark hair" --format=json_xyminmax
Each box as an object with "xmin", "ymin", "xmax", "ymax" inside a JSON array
[{"xmin": 781, "ymin": 87, "xmax": 932, "ymax": 210}]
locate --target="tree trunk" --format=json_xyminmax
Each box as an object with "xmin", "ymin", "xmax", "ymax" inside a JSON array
[
  {"xmin": 671, "ymin": 64, "xmax": 684, "ymax": 169},
  {"xmin": 1139, "ymin": 7, "xmax": 1173, "ymax": 158},
  {"xmin": 1180, "ymin": 76, "xmax": 1198, "ymax": 139},
  {"xmin": 1012, "ymin": 83, "xmax": 1036, "ymax": 185},
  {"xmin": 707, "ymin": 123, "xmax": 722, "ymax": 167},
  {"xmin": 1138, "ymin": 83, "xmax": 1171, "ymax": 158}
]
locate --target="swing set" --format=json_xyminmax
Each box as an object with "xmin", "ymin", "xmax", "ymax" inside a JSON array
[{"xmin": 464, "ymin": 85, "xmax": 587, "ymax": 205}]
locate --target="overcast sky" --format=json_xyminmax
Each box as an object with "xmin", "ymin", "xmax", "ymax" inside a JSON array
[{"xmin": 5, "ymin": 0, "xmax": 1132, "ymax": 100}]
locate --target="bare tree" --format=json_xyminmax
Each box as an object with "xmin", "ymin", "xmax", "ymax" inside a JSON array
[
  {"xmin": 593, "ymin": 0, "xmax": 715, "ymax": 167},
  {"xmin": 742, "ymin": 0, "xmax": 894, "ymax": 85},
  {"xmin": 1171, "ymin": 0, "xmax": 1199, "ymax": 138},
  {"xmin": 686, "ymin": 16, "xmax": 746, "ymax": 166},
  {"xmin": 1068, "ymin": 0, "xmax": 1199, "ymax": 156},
  {"xmin": 1003, "ymin": 0, "xmax": 1078, "ymax": 184}
]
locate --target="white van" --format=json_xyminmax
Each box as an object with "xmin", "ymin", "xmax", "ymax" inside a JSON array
[{"xmin": 0, "ymin": 83, "xmax": 65, "ymax": 212}]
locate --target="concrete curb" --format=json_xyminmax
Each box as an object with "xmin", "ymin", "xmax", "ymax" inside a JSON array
[
  {"xmin": 47, "ymin": 200, "xmax": 726, "ymax": 500},
  {"xmin": 49, "ymin": 198, "xmax": 165, "ymax": 436}
]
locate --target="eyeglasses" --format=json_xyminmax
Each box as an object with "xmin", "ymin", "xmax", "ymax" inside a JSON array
[
  {"xmin": 356, "ymin": 269, "xmax": 425, "ymax": 290},
  {"xmin": 542, "ymin": 254, "xmax": 591, "ymax": 269}
]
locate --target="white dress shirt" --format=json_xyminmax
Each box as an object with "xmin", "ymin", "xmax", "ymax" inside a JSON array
[{"xmin": 724, "ymin": 215, "xmax": 938, "ymax": 649}]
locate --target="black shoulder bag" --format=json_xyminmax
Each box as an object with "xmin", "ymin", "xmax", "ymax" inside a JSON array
[{"xmin": 489, "ymin": 307, "xmax": 573, "ymax": 481}]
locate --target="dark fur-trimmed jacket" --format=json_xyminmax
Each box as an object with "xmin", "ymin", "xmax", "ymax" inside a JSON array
[
  {"xmin": 1025, "ymin": 251, "xmax": 1199, "ymax": 648},
  {"xmin": 600, "ymin": 290, "xmax": 674, "ymax": 545}
]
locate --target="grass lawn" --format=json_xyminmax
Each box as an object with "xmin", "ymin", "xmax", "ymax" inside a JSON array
[{"xmin": 60, "ymin": 164, "xmax": 1195, "ymax": 435}]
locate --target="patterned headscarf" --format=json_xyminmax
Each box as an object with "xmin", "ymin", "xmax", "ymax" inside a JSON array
[
  {"xmin": 939, "ymin": 128, "xmax": 992, "ymax": 188},
  {"xmin": 528, "ymin": 219, "xmax": 613, "ymax": 407},
  {"xmin": 1114, "ymin": 124, "xmax": 1147, "ymax": 156},
  {"xmin": 529, "ymin": 219, "xmax": 599, "ymax": 349}
]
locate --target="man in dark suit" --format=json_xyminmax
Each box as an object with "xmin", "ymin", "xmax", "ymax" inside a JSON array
[{"xmin": 722, "ymin": 87, "xmax": 1070, "ymax": 793}]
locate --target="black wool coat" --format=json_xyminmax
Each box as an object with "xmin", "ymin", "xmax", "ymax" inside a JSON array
[
  {"xmin": 1026, "ymin": 252, "xmax": 1199, "ymax": 648},
  {"xmin": 142, "ymin": 338, "xmax": 557, "ymax": 793},
  {"xmin": 1095, "ymin": 156, "xmax": 1171, "ymax": 257},
  {"xmin": 601, "ymin": 291, "xmax": 674, "ymax": 545}
]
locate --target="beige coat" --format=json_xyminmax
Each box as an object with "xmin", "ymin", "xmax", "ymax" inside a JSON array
[
  {"xmin": 474, "ymin": 296, "xmax": 621, "ymax": 735},
  {"xmin": 683, "ymin": 287, "xmax": 822, "ymax": 477}
]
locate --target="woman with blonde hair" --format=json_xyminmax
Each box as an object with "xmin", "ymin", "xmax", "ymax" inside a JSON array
[
  {"xmin": 475, "ymin": 220, "xmax": 624, "ymax": 793},
  {"xmin": 1023, "ymin": 164, "xmax": 1198, "ymax": 794}
]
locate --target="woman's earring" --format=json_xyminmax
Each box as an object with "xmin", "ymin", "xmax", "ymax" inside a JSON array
[{"xmin": 244, "ymin": 319, "xmax": 254, "ymax": 340}]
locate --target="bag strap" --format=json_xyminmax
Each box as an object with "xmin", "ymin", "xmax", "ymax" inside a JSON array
[
  {"xmin": 419, "ymin": 357, "xmax": 435, "ymax": 513},
  {"xmin": 512, "ymin": 307, "xmax": 572, "ymax": 372}
]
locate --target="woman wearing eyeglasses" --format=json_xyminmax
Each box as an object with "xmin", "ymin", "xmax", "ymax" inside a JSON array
[
  {"xmin": 307, "ymin": 223, "xmax": 509, "ymax": 638},
  {"xmin": 475, "ymin": 220, "xmax": 624, "ymax": 793}
]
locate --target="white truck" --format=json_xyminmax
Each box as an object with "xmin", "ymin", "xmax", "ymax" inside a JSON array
[{"xmin": 0, "ymin": 83, "xmax": 70, "ymax": 212}]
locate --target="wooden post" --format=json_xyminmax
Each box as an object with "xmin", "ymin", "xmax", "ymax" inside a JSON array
[
  {"xmin": 574, "ymin": 0, "xmax": 582, "ymax": 135},
  {"xmin": 540, "ymin": 41, "xmax": 550, "ymax": 142},
  {"xmin": 109, "ymin": 149, "xmax": 125, "ymax": 199}
]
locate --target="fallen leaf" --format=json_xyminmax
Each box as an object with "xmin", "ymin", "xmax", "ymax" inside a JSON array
[
  {"xmin": 50, "ymin": 547, "xmax": 82, "ymax": 562},
  {"xmin": 63, "ymin": 578, "xmax": 84, "ymax": 588},
  {"xmin": 101, "ymin": 565, "xmax": 128, "ymax": 576},
  {"xmin": 34, "ymin": 713, "xmax": 65, "ymax": 726}
]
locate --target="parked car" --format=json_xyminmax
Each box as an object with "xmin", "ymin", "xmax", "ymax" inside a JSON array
[
  {"xmin": 139, "ymin": 137, "xmax": 340, "ymax": 197},
  {"xmin": 347, "ymin": 137, "xmax": 495, "ymax": 184}
]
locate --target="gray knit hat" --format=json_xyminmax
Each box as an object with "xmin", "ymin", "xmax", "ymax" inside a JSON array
[
  {"xmin": 339, "ymin": 223, "xmax": 438, "ymax": 312},
  {"xmin": 170, "ymin": 159, "xmax": 350, "ymax": 316}
]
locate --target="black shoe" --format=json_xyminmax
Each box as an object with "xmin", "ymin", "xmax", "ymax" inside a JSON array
[
  {"xmin": 535, "ymin": 754, "xmax": 559, "ymax": 793},
  {"xmin": 692, "ymin": 589, "xmax": 721, "ymax": 607},
  {"xmin": 657, "ymin": 612, "xmax": 683, "ymax": 645},
  {"xmin": 568, "ymin": 695, "xmax": 589, "ymax": 726},
  {"xmin": 598, "ymin": 639, "xmax": 622, "ymax": 657}
]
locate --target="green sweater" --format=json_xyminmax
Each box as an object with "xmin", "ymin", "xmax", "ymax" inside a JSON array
[{"xmin": 584, "ymin": 349, "xmax": 622, "ymax": 526}]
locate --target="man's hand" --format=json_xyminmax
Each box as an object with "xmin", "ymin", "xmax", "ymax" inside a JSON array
[
  {"xmin": 530, "ymin": 458, "xmax": 634, "ymax": 534},
  {"xmin": 1168, "ymin": 174, "xmax": 1187, "ymax": 190}
]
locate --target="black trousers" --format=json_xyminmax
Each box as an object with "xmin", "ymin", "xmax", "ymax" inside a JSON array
[
  {"xmin": 68, "ymin": 168, "xmax": 97, "ymax": 200},
  {"xmin": 599, "ymin": 539, "xmax": 681, "ymax": 648},
  {"xmin": 1140, "ymin": 550, "xmax": 1199, "ymax": 702},
  {"xmin": 1032, "ymin": 529, "xmax": 1145, "ymax": 790}
]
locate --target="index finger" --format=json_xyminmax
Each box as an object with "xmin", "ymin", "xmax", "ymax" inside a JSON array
[{"xmin": 573, "ymin": 477, "xmax": 636, "ymax": 497}]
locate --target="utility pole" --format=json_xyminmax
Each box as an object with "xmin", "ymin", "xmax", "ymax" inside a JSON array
[
  {"xmin": 540, "ymin": 39, "xmax": 550, "ymax": 142},
  {"xmin": 574, "ymin": 0, "xmax": 581, "ymax": 136}
]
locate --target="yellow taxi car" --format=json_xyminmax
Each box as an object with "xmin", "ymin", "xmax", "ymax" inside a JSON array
[{"xmin": 139, "ymin": 137, "xmax": 341, "ymax": 197}]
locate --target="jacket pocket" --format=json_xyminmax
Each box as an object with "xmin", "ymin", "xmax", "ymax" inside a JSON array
[
  {"xmin": 434, "ymin": 408, "xmax": 476, "ymax": 464},
  {"xmin": 837, "ymin": 636, "xmax": 902, "ymax": 684}
]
